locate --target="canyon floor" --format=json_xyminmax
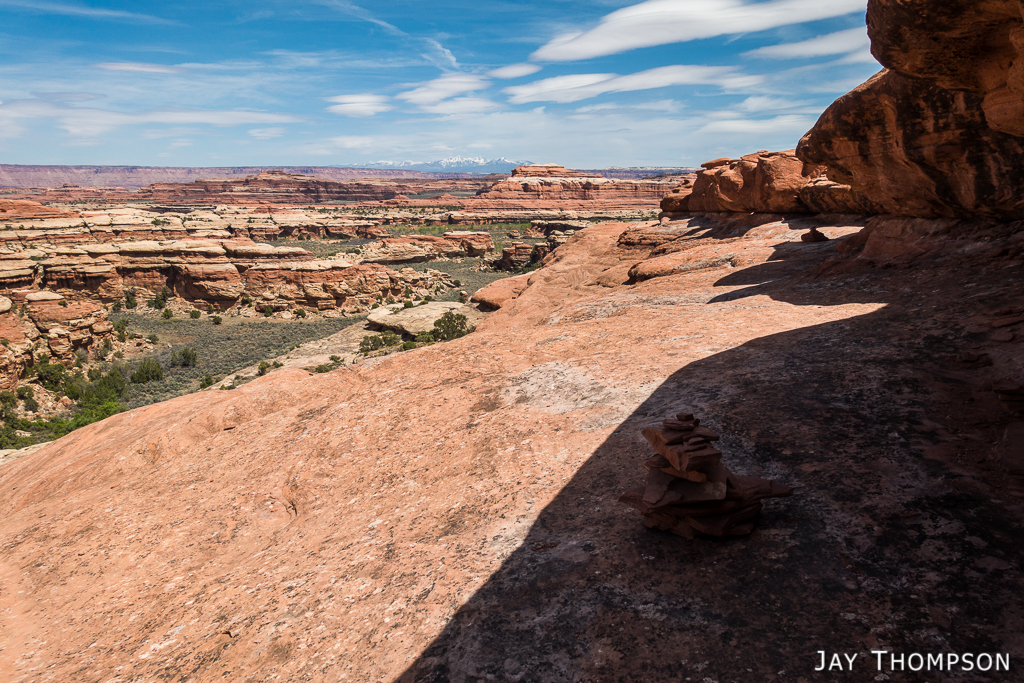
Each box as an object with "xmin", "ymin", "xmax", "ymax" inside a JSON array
[{"xmin": 0, "ymin": 215, "xmax": 1022, "ymax": 682}]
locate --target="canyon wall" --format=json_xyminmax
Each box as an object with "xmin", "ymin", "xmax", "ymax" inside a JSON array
[{"xmin": 796, "ymin": 0, "xmax": 1024, "ymax": 219}]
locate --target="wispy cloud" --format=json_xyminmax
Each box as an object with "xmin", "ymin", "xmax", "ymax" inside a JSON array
[
  {"xmin": 313, "ymin": 0, "xmax": 406, "ymax": 36},
  {"xmin": 489, "ymin": 63, "xmax": 542, "ymax": 79},
  {"xmin": 94, "ymin": 62, "xmax": 181, "ymax": 74},
  {"xmin": 698, "ymin": 113, "xmax": 816, "ymax": 135},
  {"xmin": 0, "ymin": 0, "xmax": 176, "ymax": 24},
  {"xmin": 397, "ymin": 73, "xmax": 490, "ymax": 106},
  {"xmin": 505, "ymin": 65, "xmax": 762, "ymax": 104},
  {"xmin": 248, "ymin": 127, "xmax": 286, "ymax": 139},
  {"xmin": 326, "ymin": 94, "xmax": 393, "ymax": 117},
  {"xmin": 743, "ymin": 27, "xmax": 869, "ymax": 59},
  {"xmin": 418, "ymin": 97, "xmax": 501, "ymax": 115},
  {"xmin": 531, "ymin": 0, "xmax": 868, "ymax": 62}
]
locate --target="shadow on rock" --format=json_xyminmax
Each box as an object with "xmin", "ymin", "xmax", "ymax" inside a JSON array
[{"xmin": 399, "ymin": 238, "xmax": 1024, "ymax": 682}]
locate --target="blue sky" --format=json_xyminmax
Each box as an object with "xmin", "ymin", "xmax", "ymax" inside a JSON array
[{"xmin": 0, "ymin": 0, "xmax": 878, "ymax": 167}]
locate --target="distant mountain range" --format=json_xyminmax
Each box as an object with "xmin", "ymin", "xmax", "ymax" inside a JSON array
[{"xmin": 343, "ymin": 156, "xmax": 532, "ymax": 174}]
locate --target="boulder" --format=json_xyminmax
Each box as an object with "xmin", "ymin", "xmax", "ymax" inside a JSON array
[{"xmin": 367, "ymin": 302, "xmax": 484, "ymax": 336}]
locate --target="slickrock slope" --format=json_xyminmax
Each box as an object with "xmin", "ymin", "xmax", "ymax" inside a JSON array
[
  {"xmin": 0, "ymin": 199, "xmax": 77, "ymax": 221},
  {"xmin": 2, "ymin": 216, "xmax": 1023, "ymax": 681}
]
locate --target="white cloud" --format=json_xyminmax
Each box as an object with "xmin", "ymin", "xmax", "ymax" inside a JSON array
[
  {"xmin": 489, "ymin": 63, "xmax": 542, "ymax": 79},
  {"xmin": 531, "ymin": 0, "xmax": 868, "ymax": 62},
  {"xmin": 0, "ymin": 99, "xmax": 300, "ymax": 139},
  {"xmin": 94, "ymin": 62, "xmax": 181, "ymax": 74},
  {"xmin": 698, "ymin": 113, "xmax": 816, "ymax": 134},
  {"xmin": 248, "ymin": 127, "xmax": 285, "ymax": 139},
  {"xmin": 504, "ymin": 65, "xmax": 762, "ymax": 104},
  {"xmin": 743, "ymin": 27, "xmax": 869, "ymax": 59},
  {"xmin": 326, "ymin": 94, "xmax": 393, "ymax": 117},
  {"xmin": 418, "ymin": 97, "xmax": 501, "ymax": 115},
  {"xmin": 575, "ymin": 99, "xmax": 682, "ymax": 114},
  {"xmin": 397, "ymin": 73, "xmax": 490, "ymax": 106},
  {"xmin": 736, "ymin": 96, "xmax": 807, "ymax": 112}
]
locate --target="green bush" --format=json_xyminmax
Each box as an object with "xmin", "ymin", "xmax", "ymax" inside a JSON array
[
  {"xmin": 240, "ymin": 296, "xmax": 252, "ymax": 307},
  {"xmin": 0, "ymin": 391, "xmax": 16, "ymax": 408},
  {"xmin": 130, "ymin": 358, "xmax": 163, "ymax": 384},
  {"xmin": 16, "ymin": 386, "xmax": 33, "ymax": 400},
  {"xmin": 295, "ymin": 308, "xmax": 307, "ymax": 318},
  {"xmin": 113, "ymin": 319, "xmax": 128, "ymax": 343},
  {"xmin": 264, "ymin": 306, "xmax": 274, "ymax": 317},
  {"xmin": 123, "ymin": 290, "xmax": 138, "ymax": 309},
  {"xmin": 403, "ymin": 286, "xmax": 413, "ymax": 297},
  {"xmin": 414, "ymin": 331, "xmax": 435, "ymax": 343},
  {"xmin": 359, "ymin": 335, "xmax": 384, "ymax": 354},
  {"xmin": 170, "ymin": 346, "xmax": 198, "ymax": 367},
  {"xmin": 148, "ymin": 286, "xmax": 171, "ymax": 310},
  {"xmin": 199, "ymin": 375, "xmax": 216, "ymax": 389},
  {"xmin": 401, "ymin": 341, "xmax": 417, "ymax": 351},
  {"xmin": 403, "ymin": 301, "xmax": 415, "ymax": 309},
  {"xmin": 423, "ymin": 295, "xmax": 433, "ymax": 302},
  {"xmin": 161, "ymin": 308, "xmax": 173, "ymax": 320},
  {"xmin": 212, "ymin": 315, "xmax": 223, "ymax": 325},
  {"xmin": 380, "ymin": 330, "xmax": 401, "ymax": 346},
  {"xmin": 258, "ymin": 361, "xmax": 270, "ymax": 376},
  {"xmin": 22, "ymin": 396, "xmax": 38, "ymax": 412},
  {"xmin": 313, "ymin": 364, "xmax": 333, "ymax": 373},
  {"xmin": 433, "ymin": 311, "xmax": 473, "ymax": 341},
  {"xmin": 371, "ymin": 303, "xmax": 380, "ymax": 309},
  {"xmin": 34, "ymin": 360, "xmax": 66, "ymax": 392},
  {"xmin": 147, "ymin": 333, "xmax": 159, "ymax": 343},
  {"xmin": 189, "ymin": 310, "xmax": 201, "ymax": 319}
]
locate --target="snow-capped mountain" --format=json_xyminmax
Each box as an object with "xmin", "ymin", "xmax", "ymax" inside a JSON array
[{"xmin": 341, "ymin": 156, "xmax": 532, "ymax": 173}]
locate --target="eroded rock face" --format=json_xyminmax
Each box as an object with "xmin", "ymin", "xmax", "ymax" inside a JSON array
[
  {"xmin": 0, "ymin": 199, "xmax": 77, "ymax": 220},
  {"xmin": 660, "ymin": 151, "xmax": 878, "ymax": 216},
  {"xmin": 796, "ymin": 0, "xmax": 1024, "ymax": 218},
  {"xmin": 476, "ymin": 166, "xmax": 676, "ymax": 211},
  {"xmin": 357, "ymin": 232, "xmax": 494, "ymax": 264},
  {"xmin": 135, "ymin": 171, "xmax": 405, "ymax": 204}
]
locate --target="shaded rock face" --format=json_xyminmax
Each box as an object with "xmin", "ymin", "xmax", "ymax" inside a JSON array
[
  {"xmin": 660, "ymin": 151, "xmax": 878, "ymax": 216},
  {"xmin": 797, "ymin": 0, "xmax": 1024, "ymax": 218}
]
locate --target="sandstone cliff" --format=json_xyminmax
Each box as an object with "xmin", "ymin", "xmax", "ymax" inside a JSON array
[{"xmin": 796, "ymin": 0, "xmax": 1024, "ymax": 218}]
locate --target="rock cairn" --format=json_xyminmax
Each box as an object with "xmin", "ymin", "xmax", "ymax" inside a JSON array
[{"xmin": 619, "ymin": 413, "xmax": 793, "ymax": 538}]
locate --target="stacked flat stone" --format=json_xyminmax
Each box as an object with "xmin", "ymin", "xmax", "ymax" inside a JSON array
[{"xmin": 619, "ymin": 413, "xmax": 793, "ymax": 539}]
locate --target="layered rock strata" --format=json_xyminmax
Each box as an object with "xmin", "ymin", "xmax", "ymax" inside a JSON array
[
  {"xmin": 355, "ymin": 232, "xmax": 494, "ymax": 264},
  {"xmin": 619, "ymin": 414, "xmax": 793, "ymax": 538},
  {"xmin": 474, "ymin": 165, "xmax": 676, "ymax": 210},
  {"xmin": 135, "ymin": 171, "xmax": 406, "ymax": 204},
  {"xmin": 0, "ymin": 240, "xmax": 452, "ymax": 312}
]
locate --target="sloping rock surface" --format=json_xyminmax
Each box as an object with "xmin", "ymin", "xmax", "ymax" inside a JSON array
[{"xmin": 1, "ymin": 218, "xmax": 1023, "ymax": 681}]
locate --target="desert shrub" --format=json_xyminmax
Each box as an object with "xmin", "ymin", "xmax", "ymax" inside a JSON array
[
  {"xmin": 199, "ymin": 375, "xmax": 216, "ymax": 389},
  {"xmin": 207, "ymin": 304, "xmax": 215, "ymax": 313},
  {"xmin": 414, "ymin": 331, "xmax": 434, "ymax": 343},
  {"xmin": 313, "ymin": 364, "xmax": 333, "ymax": 373},
  {"xmin": 385, "ymin": 296, "xmax": 395, "ymax": 304},
  {"xmin": 87, "ymin": 367, "xmax": 102, "ymax": 382},
  {"xmin": 423, "ymin": 295, "xmax": 433, "ymax": 302},
  {"xmin": 16, "ymin": 386, "xmax": 33, "ymax": 400},
  {"xmin": 433, "ymin": 311, "xmax": 473, "ymax": 341},
  {"xmin": 123, "ymin": 290, "xmax": 138, "ymax": 309},
  {"xmin": 403, "ymin": 301, "xmax": 415, "ymax": 309},
  {"xmin": 212, "ymin": 315, "xmax": 223, "ymax": 325},
  {"xmin": 148, "ymin": 286, "xmax": 170, "ymax": 310},
  {"xmin": 0, "ymin": 338, "xmax": 9, "ymax": 347},
  {"xmin": 114, "ymin": 351, "xmax": 123, "ymax": 359},
  {"xmin": 130, "ymin": 358, "xmax": 163, "ymax": 384},
  {"xmin": 190, "ymin": 310, "xmax": 201, "ymax": 319},
  {"xmin": 380, "ymin": 330, "xmax": 401, "ymax": 346},
  {"xmin": 359, "ymin": 335, "xmax": 384, "ymax": 353},
  {"xmin": 74, "ymin": 348, "xmax": 89, "ymax": 366},
  {"xmin": 113, "ymin": 319, "xmax": 128, "ymax": 342},
  {"xmin": 371, "ymin": 303, "xmax": 380, "ymax": 309},
  {"xmin": 22, "ymin": 396, "xmax": 38, "ymax": 412},
  {"xmin": 170, "ymin": 346, "xmax": 198, "ymax": 367},
  {"xmin": 161, "ymin": 308, "xmax": 173, "ymax": 319},
  {"xmin": 264, "ymin": 306, "xmax": 274, "ymax": 318},
  {"xmin": 258, "ymin": 361, "xmax": 270, "ymax": 376},
  {"xmin": 240, "ymin": 296, "xmax": 252, "ymax": 307},
  {"xmin": 403, "ymin": 286, "xmax": 413, "ymax": 297},
  {"xmin": 95, "ymin": 338, "xmax": 113, "ymax": 360},
  {"xmin": 0, "ymin": 391, "xmax": 16, "ymax": 408},
  {"xmin": 34, "ymin": 360, "xmax": 66, "ymax": 392},
  {"xmin": 401, "ymin": 341, "xmax": 417, "ymax": 351},
  {"xmin": 273, "ymin": 360, "xmax": 283, "ymax": 368},
  {"xmin": 295, "ymin": 308, "xmax": 307, "ymax": 318},
  {"xmin": 147, "ymin": 333, "xmax": 159, "ymax": 343}
]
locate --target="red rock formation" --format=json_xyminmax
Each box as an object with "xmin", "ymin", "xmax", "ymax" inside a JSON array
[
  {"xmin": 357, "ymin": 232, "xmax": 494, "ymax": 264},
  {"xmin": 0, "ymin": 199, "xmax": 77, "ymax": 220},
  {"xmin": 135, "ymin": 171, "xmax": 406, "ymax": 205},
  {"xmin": 510, "ymin": 164, "xmax": 603, "ymax": 178},
  {"xmin": 659, "ymin": 151, "xmax": 879, "ymax": 216},
  {"xmin": 796, "ymin": 1, "xmax": 1024, "ymax": 219},
  {"xmin": 476, "ymin": 170, "xmax": 674, "ymax": 211}
]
